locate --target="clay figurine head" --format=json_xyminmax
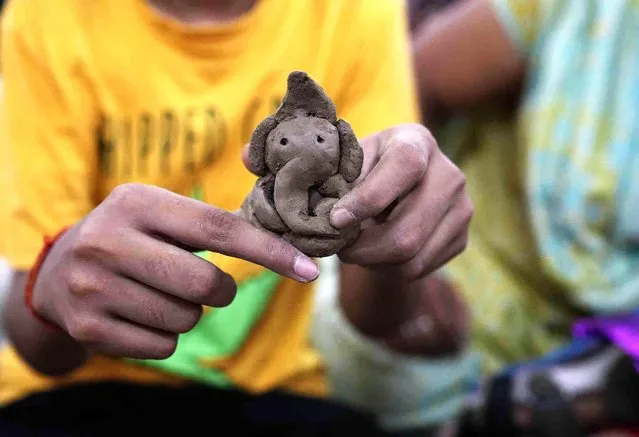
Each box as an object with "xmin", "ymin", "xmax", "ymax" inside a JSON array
[{"xmin": 248, "ymin": 71, "xmax": 363, "ymax": 184}]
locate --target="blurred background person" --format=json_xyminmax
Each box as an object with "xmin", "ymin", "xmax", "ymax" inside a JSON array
[{"xmin": 412, "ymin": 0, "xmax": 639, "ymax": 435}]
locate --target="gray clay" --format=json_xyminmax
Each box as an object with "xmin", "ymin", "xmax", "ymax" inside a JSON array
[{"xmin": 241, "ymin": 71, "xmax": 364, "ymax": 258}]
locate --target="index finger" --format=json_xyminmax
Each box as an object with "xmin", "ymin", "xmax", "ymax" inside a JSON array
[{"xmin": 138, "ymin": 186, "xmax": 319, "ymax": 283}]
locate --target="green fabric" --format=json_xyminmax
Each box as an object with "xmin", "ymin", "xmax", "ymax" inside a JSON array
[{"xmin": 129, "ymin": 270, "xmax": 281, "ymax": 386}]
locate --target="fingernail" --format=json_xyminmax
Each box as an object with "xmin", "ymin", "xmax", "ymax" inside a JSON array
[
  {"xmin": 294, "ymin": 256, "xmax": 319, "ymax": 282},
  {"xmin": 331, "ymin": 208, "xmax": 356, "ymax": 228}
]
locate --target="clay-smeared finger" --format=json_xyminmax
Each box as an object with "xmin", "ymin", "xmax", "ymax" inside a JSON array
[
  {"xmin": 77, "ymin": 316, "xmax": 179, "ymax": 360},
  {"xmin": 419, "ymin": 192, "xmax": 473, "ymax": 275},
  {"xmin": 98, "ymin": 274, "xmax": 206, "ymax": 333},
  {"xmin": 394, "ymin": 192, "xmax": 472, "ymax": 279},
  {"xmin": 330, "ymin": 132, "xmax": 429, "ymax": 229},
  {"xmin": 428, "ymin": 232, "xmax": 470, "ymax": 274},
  {"xmin": 102, "ymin": 231, "xmax": 237, "ymax": 308},
  {"xmin": 339, "ymin": 175, "xmax": 452, "ymax": 265},
  {"xmin": 339, "ymin": 150, "xmax": 467, "ymax": 267},
  {"xmin": 138, "ymin": 188, "xmax": 319, "ymax": 282}
]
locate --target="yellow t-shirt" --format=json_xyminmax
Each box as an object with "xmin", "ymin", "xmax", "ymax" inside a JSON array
[{"xmin": 0, "ymin": 0, "xmax": 418, "ymax": 405}]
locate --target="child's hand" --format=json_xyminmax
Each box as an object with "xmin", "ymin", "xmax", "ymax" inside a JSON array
[
  {"xmin": 31, "ymin": 184, "xmax": 319, "ymax": 360},
  {"xmin": 330, "ymin": 123, "xmax": 472, "ymax": 280}
]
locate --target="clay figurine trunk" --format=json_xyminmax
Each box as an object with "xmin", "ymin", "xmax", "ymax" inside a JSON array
[{"xmin": 240, "ymin": 71, "xmax": 364, "ymax": 258}]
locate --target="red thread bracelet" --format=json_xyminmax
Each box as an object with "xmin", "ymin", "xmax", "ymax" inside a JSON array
[{"xmin": 24, "ymin": 227, "xmax": 69, "ymax": 331}]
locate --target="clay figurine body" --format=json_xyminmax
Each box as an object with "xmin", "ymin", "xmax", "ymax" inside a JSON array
[{"xmin": 241, "ymin": 71, "xmax": 364, "ymax": 257}]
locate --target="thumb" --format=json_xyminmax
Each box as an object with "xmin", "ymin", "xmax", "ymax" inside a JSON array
[
  {"xmin": 241, "ymin": 144, "xmax": 260, "ymax": 175},
  {"xmin": 242, "ymin": 144, "xmax": 253, "ymax": 173}
]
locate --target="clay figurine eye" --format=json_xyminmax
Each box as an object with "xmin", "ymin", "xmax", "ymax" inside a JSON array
[
  {"xmin": 316, "ymin": 136, "xmax": 325, "ymax": 144},
  {"xmin": 280, "ymin": 138, "xmax": 288, "ymax": 145}
]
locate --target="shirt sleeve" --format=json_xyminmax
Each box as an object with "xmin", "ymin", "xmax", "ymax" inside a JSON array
[
  {"xmin": 490, "ymin": 0, "xmax": 565, "ymax": 54},
  {"xmin": 0, "ymin": 1, "xmax": 98, "ymax": 270},
  {"xmin": 336, "ymin": 0, "xmax": 420, "ymax": 139}
]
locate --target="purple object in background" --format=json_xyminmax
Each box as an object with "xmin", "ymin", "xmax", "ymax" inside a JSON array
[{"xmin": 573, "ymin": 311, "xmax": 639, "ymax": 370}]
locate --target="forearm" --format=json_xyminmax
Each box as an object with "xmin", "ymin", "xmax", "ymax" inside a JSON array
[
  {"xmin": 339, "ymin": 263, "xmax": 415, "ymax": 338},
  {"xmin": 3, "ymin": 272, "xmax": 89, "ymax": 376},
  {"xmin": 339, "ymin": 263, "xmax": 469, "ymax": 356}
]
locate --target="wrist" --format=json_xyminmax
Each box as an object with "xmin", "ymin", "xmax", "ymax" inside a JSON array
[
  {"xmin": 31, "ymin": 280, "xmax": 61, "ymax": 330},
  {"xmin": 340, "ymin": 266, "xmax": 470, "ymax": 357},
  {"xmin": 27, "ymin": 228, "xmax": 70, "ymax": 330},
  {"xmin": 6, "ymin": 272, "xmax": 90, "ymax": 377}
]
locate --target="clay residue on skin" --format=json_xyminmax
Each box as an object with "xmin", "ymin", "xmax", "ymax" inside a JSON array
[{"xmin": 241, "ymin": 71, "xmax": 364, "ymax": 258}]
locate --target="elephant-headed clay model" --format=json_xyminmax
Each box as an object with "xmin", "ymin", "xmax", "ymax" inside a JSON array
[{"xmin": 241, "ymin": 71, "xmax": 364, "ymax": 258}]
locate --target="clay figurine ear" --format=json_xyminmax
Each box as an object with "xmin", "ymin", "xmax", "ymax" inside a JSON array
[
  {"xmin": 248, "ymin": 116, "xmax": 278, "ymax": 176},
  {"xmin": 273, "ymin": 71, "xmax": 337, "ymax": 122},
  {"xmin": 336, "ymin": 120, "xmax": 364, "ymax": 183}
]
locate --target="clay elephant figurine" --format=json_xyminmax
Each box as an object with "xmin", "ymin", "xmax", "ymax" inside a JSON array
[{"xmin": 241, "ymin": 71, "xmax": 364, "ymax": 258}]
